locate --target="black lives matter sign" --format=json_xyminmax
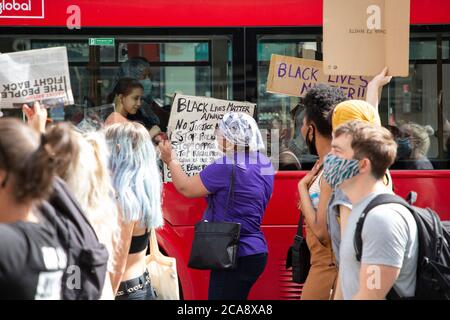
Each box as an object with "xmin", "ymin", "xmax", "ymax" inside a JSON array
[{"xmin": 164, "ymin": 94, "xmax": 255, "ymax": 181}]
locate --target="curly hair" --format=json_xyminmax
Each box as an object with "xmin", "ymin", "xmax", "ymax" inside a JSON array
[{"xmin": 303, "ymin": 84, "xmax": 347, "ymax": 138}]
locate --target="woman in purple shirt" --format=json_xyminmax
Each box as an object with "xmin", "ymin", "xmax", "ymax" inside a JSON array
[{"xmin": 158, "ymin": 112, "xmax": 274, "ymax": 300}]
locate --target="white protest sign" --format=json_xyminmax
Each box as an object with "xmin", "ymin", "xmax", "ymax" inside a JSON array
[
  {"xmin": 165, "ymin": 94, "xmax": 256, "ymax": 181},
  {"xmin": 0, "ymin": 47, "xmax": 74, "ymax": 108}
]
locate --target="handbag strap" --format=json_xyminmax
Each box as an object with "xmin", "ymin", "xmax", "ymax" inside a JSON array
[
  {"xmin": 207, "ymin": 162, "xmax": 236, "ymax": 222},
  {"xmin": 149, "ymin": 228, "xmax": 159, "ymax": 256},
  {"xmin": 295, "ymin": 213, "xmax": 305, "ymax": 238}
]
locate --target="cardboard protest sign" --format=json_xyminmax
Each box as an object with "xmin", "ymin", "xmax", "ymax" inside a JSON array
[
  {"xmin": 266, "ymin": 54, "xmax": 370, "ymax": 99},
  {"xmin": 165, "ymin": 94, "xmax": 255, "ymax": 181},
  {"xmin": 0, "ymin": 47, "xmax": 74, "ymax": 108},
  {"xmin": 323, "ymin": 0, "xmax": 410, "ymax": 77}
]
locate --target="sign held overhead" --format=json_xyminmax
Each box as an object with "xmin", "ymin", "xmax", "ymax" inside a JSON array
[
  {"xmin": 0, "ymin": 46, "xmax": 74, "ymax": 108},
  {"xmin": 323, "ymin": 0, "xmax": 410, "ymax": 77}
]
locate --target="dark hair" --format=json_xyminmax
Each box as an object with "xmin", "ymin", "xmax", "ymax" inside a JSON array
[
  {"xmin": 334, "ymin": 120, "xmax": 397, "ymax": 180},
  {"xmin": 0, "ymin": 118, "xmax": 72, "ymax": 202},
  {"xmin": 303, "ymin": 84, "xmax": 347, "ymax": 137},
  {"xmin": 107, "ymin": 77, "xmax": 143, "ymax": 104}
]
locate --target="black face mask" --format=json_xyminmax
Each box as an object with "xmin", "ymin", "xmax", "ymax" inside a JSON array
[{"xmin": 305, "ymin": 126, "xmax": 318, "ymax": 156}]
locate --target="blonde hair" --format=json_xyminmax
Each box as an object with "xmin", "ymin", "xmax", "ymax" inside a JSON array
[
  {"xmin": 62, "ymin": 129, "xmax": 120, "ymax": 272},
  {"xmin": 401, "ymin": 123, "xmax": 434, "ymax": 158}
]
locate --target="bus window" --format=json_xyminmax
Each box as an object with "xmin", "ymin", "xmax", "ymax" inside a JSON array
[
  {"xmin": 257, "ymin": 35, "xmax": 320, "ymax": 171},
  {"xmin": 0, "ymin": 36, "xmax": 233, "ymax": 132},
  {"xmin": 256, "ymin": 33, "xmax": 450, "ymax": 171},
  {"xmin": 386, "ymin": 34, "xmax": 450, "ymax": 170}
]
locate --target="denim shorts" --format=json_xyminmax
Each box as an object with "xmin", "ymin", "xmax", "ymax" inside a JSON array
[{"xmin": 115, "ymin": 270, "xmax": 156, "ymax": 300}]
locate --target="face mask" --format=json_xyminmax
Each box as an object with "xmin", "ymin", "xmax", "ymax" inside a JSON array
[
  {"xmin": 323, "ymin": 154, "xmax": 360, "ymax": 189},
  {"xmin": 396, "ymin": 137, "xmax": 412, "ymax": 159},
  {"xmin": 139, "ymin": 78, "xmax": 153, "ymax": 98},
  {"xmin": 305, "ymin": 126, "xmax": 318, "ymax": 156}
]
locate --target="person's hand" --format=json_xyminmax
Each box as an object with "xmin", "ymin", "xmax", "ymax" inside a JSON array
[
  {"xmin": 22, "ymin": 101, "xmax": 48, "ymax": 133},
  {"xmin": 298, "ymin": 160, "xmax": 322, "ymax": 190},
  {"xmin": 158, "ymin": 139, "xmax": 175, "ymax": 165},
  {"xmin": 152, "ymin": 132, "xmax": 168, "ymax": 145},
  {"xmin": 368, "ymin": 67, "xmax": 392, "ymax": 90}
]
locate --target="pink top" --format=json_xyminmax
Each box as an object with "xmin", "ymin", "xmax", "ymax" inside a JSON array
[{"xmin": 104, "ymin": 112, "xmax": 129, "ymax": 126}]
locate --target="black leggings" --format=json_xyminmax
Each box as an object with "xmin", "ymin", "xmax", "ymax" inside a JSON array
[{"xmin": 208, "ymin": 253, "xmax": 268, "ymax": 300}]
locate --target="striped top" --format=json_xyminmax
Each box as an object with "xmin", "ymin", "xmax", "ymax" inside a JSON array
[{"xmin": 308, "ymin": 169, "xmax": 323, "ymax": 210}]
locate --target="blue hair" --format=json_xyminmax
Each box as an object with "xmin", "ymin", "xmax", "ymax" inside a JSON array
[{"xmin": 105, "ymin": 122, "xmax": 163, "ymax": 228}]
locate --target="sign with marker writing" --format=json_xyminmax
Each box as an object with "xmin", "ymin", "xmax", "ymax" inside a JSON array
[
  {"xmin": 323, "ymin": 0, "xmax": 410, "ymax": 76},
  {"xmin": 165, "ymin": 94, "xmax": 255, "ymax": 181},
  {"xmin": 0, "ymin": 47, "xmax": 74, "ymax": 108},
  {"xmin": 266, "ymin": 54, "xmax": 370, "ymax": 99}
]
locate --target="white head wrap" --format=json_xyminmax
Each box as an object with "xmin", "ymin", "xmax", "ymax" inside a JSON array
[{"xmin": 218, "ymin": 112, "xmax": 265, "ymax": 151}]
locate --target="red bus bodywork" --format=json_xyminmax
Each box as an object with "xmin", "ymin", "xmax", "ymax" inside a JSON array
[
  {"xmin": 0, "ymin": 0, "xmax": 449, "ymax": 27},
  {"xmin": 1, "ymin": 0, "xmax": 449, "ymax": 300}
]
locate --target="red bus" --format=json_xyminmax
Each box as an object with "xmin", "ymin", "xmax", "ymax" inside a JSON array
[{"xmin": 1, "ymin": 0, "xmax": 449, "ymax": 300}]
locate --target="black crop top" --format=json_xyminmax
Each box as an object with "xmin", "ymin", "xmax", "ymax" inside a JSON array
[{"xmin": 129, "ymin": 229, "xmax": 150, "ymax": 254}]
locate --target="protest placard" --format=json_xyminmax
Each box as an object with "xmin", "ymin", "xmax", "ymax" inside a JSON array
[
  {"xmin": 164, "ymin": 94, "xmax": 256, "ymax": 181},
  {"xmin": 323, "ymin": 0, "xmax": 410, "ymax": 76},
  {"xmin": 0, "ymin": 46, "xmax": 74, "ymax": 108},
  {"xmin": 266, "ymin": 54, "xmax": 371, "ymax": 99}
]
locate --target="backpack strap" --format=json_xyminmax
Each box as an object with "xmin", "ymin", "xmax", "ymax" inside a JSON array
[
  {"xmin": 354, "ymin": 193, "xmax": 409, "ymax": 261},
  {"xmin": 295, "ymin": 213, "xmax": 305, "ymax": 238},
  {"xmin": 354, "ymin": 193, "xmax": 411, "ymax": 300}
]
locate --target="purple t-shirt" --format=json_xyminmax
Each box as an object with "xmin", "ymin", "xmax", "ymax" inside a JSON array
[{"xmin": 199, "ymin": 152, "xmax": 274, "ymax": 257}]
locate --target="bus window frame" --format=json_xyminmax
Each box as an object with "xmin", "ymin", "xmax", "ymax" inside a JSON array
[
  {"xmin": 245, "ymin": 25, "xmax": 450, "ymax": 169},
  {"xmin": 0, "ymin": 26, "xmax": 247, "ymax": 103}
]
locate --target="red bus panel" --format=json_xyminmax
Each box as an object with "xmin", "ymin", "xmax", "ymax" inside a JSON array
[{"xmin": 0, "ymin": 0, "xmax": 449, "ymax": 27}]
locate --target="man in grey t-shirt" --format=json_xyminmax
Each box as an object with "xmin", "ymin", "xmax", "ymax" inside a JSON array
[{"xmin": 323, "ymin": 121, "xmax": 419, "ymax": 300}]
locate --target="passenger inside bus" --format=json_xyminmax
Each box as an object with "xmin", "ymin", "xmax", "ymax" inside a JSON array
[
  {"xmin": 390, "ymin": 122, "xmax": 434, "ymax": 170},
  {"xmin": 278, "ymin": 103, "xmax": 318, "ymax": 171},
  {"xmin": 112, "ymin": 57, "xmax": 170, "ymax": 133},
  {"xmin": 105, "ymin": 77, "xmax": 161, "ymax": 139},
  {"xmin": 268, "ymin": 114, "xmax": 302, "ymax": 170}
]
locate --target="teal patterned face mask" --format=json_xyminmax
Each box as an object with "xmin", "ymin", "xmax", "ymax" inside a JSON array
[{"xmin": 323, "ymin": 154, "xmax": 360, "ymax": 189}]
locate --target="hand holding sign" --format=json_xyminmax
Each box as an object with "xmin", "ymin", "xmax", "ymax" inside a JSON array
[
  {"xmin": 369, "ymin": 67, "xmax": 392, "ymax": 89},
  {"xmin": 158, "ymin": 139, "xmax": 176, "ymax": 166},
  {"xmin": 366, "ymin": 67, "xmax": 392, "ymax": 110},
  {"xmin": 22, "ymin": 101, "xmax": 48, "ymax": 134}
]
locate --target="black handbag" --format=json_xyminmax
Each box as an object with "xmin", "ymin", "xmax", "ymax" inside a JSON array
[
  {"xmin": 188, "ymin": 165, "xmax": 241, "ymax": 270},
  {"xmin": 286, "ymin": 213, "xmax": 311, "ymax": 283}
]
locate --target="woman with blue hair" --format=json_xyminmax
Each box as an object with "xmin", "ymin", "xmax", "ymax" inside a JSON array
[
  {"xmin": 159, "ymin": 112, "xmax": 274, "ymax": 300},
  {"xmin": 105, "ymin": 122, "xmax": 164, "ymax": 300}
]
